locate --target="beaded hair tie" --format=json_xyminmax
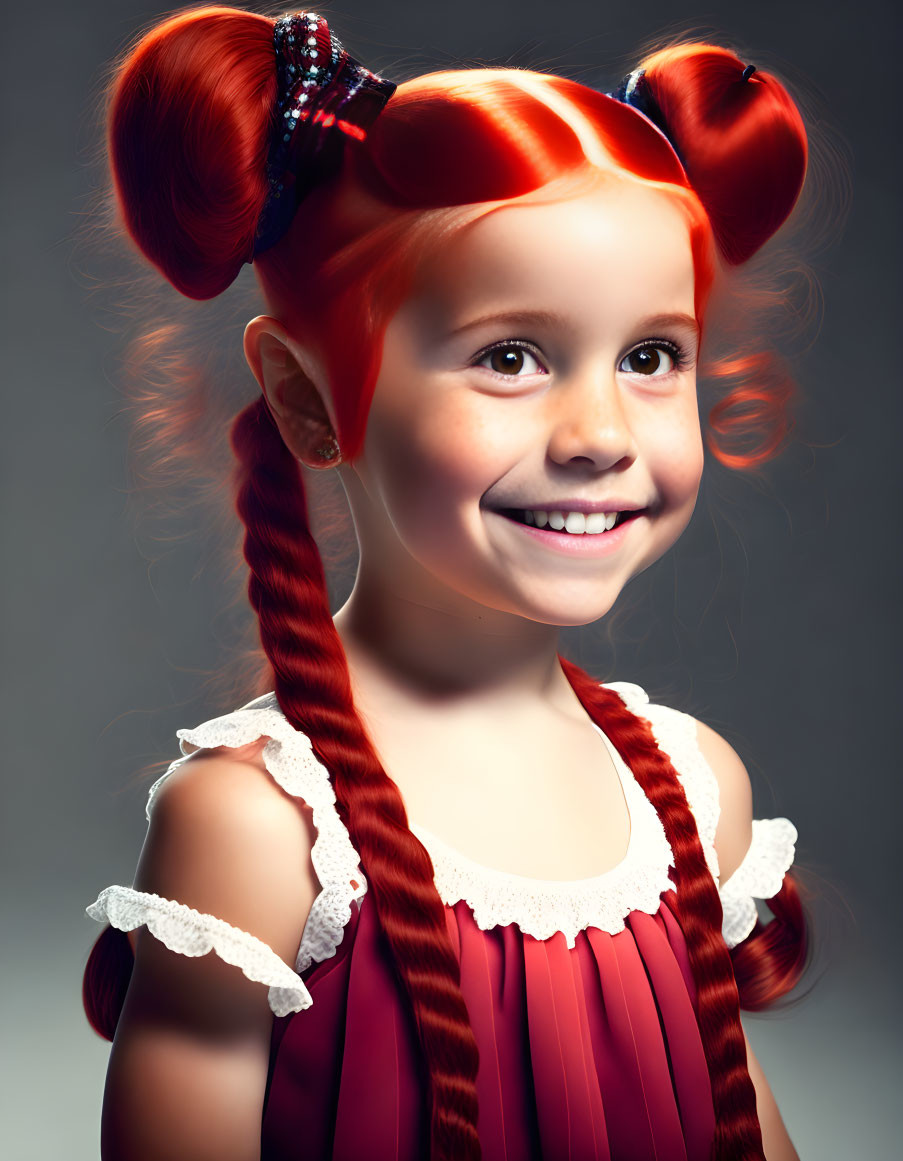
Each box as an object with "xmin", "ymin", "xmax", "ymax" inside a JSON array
[{"xmin": 251, "ymin": 11, "xmax": 396, "ymax": 259}]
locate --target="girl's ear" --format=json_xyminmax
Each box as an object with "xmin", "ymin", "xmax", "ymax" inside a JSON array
[{"xmin": 243, "ymin": 315, "xmax": 342, "ymax": 469}]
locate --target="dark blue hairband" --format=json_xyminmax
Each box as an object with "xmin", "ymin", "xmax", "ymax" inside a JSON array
[{"xmin": 605, "ymin": 64, "xmax": 757, "ymax": 168}]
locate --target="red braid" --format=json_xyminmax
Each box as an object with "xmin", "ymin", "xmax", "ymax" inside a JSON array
[
  {"xmin": 730, "ymin": 872, "xmax": 812, "ymax": 1012},
  {"xmin": 230, "ymin": 396, "xmax": 481, "ymax": 1160},
  {"xmin": 560, "ymin": 659, "xmax": 766, "ymax": 1161},
  {"xmin": 82, "ymin": 923, "xmax": 134, "ymax": 1041}
]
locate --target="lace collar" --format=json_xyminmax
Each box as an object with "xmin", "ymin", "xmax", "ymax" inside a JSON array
[{"xmin": 407, "ymin": 721, "xmax": 677, "ymax": 946}]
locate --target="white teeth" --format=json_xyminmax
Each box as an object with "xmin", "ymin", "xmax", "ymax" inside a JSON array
[{"xmin": 523, "ymin": 509, "xmax": 622, "ymax": 534}]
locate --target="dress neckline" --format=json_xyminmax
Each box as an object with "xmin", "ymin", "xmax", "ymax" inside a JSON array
[
  {"xmin": 408, "ymin": 721, "xmax": 638, "ymax": 890},
  {"xmin": 169, "ymin": 686, "xmax": 678, "ymax": 947}
]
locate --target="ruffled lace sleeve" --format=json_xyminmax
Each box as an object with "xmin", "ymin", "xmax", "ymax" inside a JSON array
[
  {"xmin": 718, "ymin": 817, "xmax": 798, "ymax": 949},
  {"xmin": 144, "ymin": 692, "xmax": 368, "ymax": 973},
  {"xmin": 85, "ymin": 885, "xmax": 312, "ymax": 1017},
  {"xmin": 85, "ymin": 691, "xmax": 368, "ymax": 1014}
]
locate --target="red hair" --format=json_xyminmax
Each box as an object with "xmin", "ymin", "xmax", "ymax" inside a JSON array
[{"xmin": 83, "ymin": 8, "xmax": 818, "ymax": 1159}]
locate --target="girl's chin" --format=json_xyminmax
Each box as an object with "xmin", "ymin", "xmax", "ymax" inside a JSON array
[
  {"xmin": 472, "ymin": 583, "xmax": 623, "ymax": 628},
  {"xmin": 521, "ymin": 603, "xmax": 620, "ymax": 629}
]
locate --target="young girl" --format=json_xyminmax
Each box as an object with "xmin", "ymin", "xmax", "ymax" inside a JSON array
[{"xmin": 82, "ymin": 7, "xmax": 814, "ymax": 1160}]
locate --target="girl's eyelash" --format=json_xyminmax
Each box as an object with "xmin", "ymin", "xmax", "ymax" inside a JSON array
[
  {"xmin": 624, "ymin": 337, "xmax": 693, "ymax": 373},
  {"xmin": 470, "ymin": 337, "xmax": 692, "ymax": 377},
  {"xmin": 470, "ymin": 339, "xmax": 547, "ymax": 376}
]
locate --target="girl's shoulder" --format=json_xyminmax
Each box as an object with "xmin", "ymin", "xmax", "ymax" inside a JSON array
[
  {"xmin": 143, "ymin": 691, "xmax": 328, "ymax": 819},
  {"xmin": 85, "ymin": 692, "xmax": 368, "ymax": 1018},
  {"xmin": 135, "ymin": 744, "xmax": 320, "ymax": 970}
]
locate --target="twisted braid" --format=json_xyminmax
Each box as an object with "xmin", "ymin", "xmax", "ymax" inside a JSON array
[
  {"xmin": 731, "ymin": 871, "xmax": 811, "ymax": 1012},
  {"xmin": 560, "ymin": 658, "xmax": 766, "ymax": 1161},
  {"xmin": 230, "ymin": 395, "xmax": 481, "ymax": 1160}
]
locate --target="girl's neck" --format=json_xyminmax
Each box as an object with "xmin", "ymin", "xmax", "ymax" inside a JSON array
[{"xmin": 332, "ymin": 582, "xmax": 586, "ymax": 725}]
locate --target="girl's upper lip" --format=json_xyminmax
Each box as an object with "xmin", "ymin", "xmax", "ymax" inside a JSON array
[{"xmin": 488, "ymin": 499, "xmax": 650, "ymax": 514}]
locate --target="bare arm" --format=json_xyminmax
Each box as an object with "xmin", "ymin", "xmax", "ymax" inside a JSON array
[
  {"xmin": 102, "ymin": 753, "xmax": 318, "ymax": 1161},
  {"xmin": 742, "ymin": 1028, "xmax": 801, "ymax": 1161},
  {"xmin": 694, "ymin": 719, "xmax": 801, "ymax": 1161}
]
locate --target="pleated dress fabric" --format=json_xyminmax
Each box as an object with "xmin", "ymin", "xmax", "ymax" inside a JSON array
[{"xmin": 261, "ymin": 886, "xmax": 716, "ymax": 1161}]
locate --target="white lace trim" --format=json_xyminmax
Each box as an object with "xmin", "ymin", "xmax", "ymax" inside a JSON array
[
  {"xmin": 604, "ymin": 682, "xmax": 799, "ymax": 949},
  {"xmin": 144, "ymin": 692, "xmax": 367, "ymax": 974},
  {"xmin": 409, "ymin": 715, "xmax": 676, "ymax": 947},
  {"xmin": 85, "ymin": 885, "xmax": 312, "ymax": 1017},
  {"xmin": 89, "ymin": 686, "xmax": 796, "ymax": 977},
  {"xmin": 719, "ymin": 817, "xmax": 798, "ymax": 949},
  {"xmin": 605, "ymin": 682, "xmax": 722, "ymax": 883}
]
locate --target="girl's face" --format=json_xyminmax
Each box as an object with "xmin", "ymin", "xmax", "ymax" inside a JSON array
[{"xmin": 339, "ymin": 182, "xmax": 704, "ymax": 628}]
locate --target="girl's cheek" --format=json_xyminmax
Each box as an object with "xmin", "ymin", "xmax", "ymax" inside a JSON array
[
  {"xmin": 361, "ymin": 408, "xmax": 481, "ymax": 520},
  {"xmin": 649, "ymin": 408, "xmax": 704, "ymax": 487},
  {"xmin": 405, "ymin": 401, "xmax": 510, "ymax": 487}
]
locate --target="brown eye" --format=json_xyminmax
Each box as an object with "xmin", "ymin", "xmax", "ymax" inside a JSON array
[
  {"xmin": 620, "ymin": 344, "xmax": 678, "ymax": 376},
  {"xmin": 490, "ymin": 347, "xmax": 525, "ymax": 374},
  {"xmin": 476, "ymin": 342, "xmax": 545, "ymax": 378}
]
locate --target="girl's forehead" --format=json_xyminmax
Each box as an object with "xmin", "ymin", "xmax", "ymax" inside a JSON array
[{"xmin": 400, "ymin": 184, "xmax": 697, "ymax": 336}]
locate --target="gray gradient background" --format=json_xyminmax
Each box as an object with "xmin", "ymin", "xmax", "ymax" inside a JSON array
[{"xmin": 3, "ymin": 0, "xmax": 900, "ymax": 1157}]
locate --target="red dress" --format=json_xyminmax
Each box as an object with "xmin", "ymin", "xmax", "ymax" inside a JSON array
[
  {"xmin": 86, "ymin": 681, "xmax": 798, "ymax": 1161},
  {"xmin": 262, "ymin": 888, "xmax": 715, "ymax": 1161}
]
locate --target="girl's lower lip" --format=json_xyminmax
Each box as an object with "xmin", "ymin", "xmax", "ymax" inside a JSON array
[{"xmin": 491, "ymin": 509, "xmax": 645, "ymax": 556}]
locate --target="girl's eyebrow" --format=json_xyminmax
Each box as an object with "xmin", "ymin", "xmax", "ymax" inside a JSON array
[
  {"xmin": 641, "ymin": 312, "xmax": 700, "ymax": 339},
  {"xmin": 445, "ymin": 309, "xmax": 699, "ymax": 340},
  {"xmin": 446, "ymin": 309, "xmax": 565, "ymax": 338}
]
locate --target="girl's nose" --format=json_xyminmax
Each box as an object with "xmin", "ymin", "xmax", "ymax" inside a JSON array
[{"xmin": 545, "ymin": 366, "xmax": 639, "ymax": 470}]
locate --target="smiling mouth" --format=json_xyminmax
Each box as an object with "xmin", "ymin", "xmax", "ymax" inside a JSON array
[{"xmin": 492, "ymin": 508, "xmax": 646, "ymax": 534}]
